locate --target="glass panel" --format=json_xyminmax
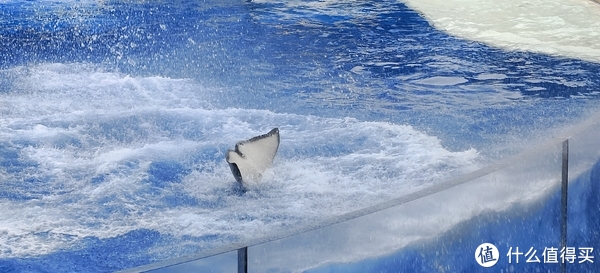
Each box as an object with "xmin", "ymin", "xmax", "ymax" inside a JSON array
[
  {"xmin": 249, "ymin": 141, "xmax": 563, "ymax": 272},
  {"xmin": 569, "ymin": 120, "xmax": 600, "ymax": 177},
  {"xmin": 565, "ymin": 120, "xmax": 600, "ymax": 273},
  {"xmin": 146, "ymin": 250, "xmax": 237, "ymax": 273}
]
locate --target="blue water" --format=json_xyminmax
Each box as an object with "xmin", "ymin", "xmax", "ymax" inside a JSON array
[{"xmin": 1, "ymin": 0, "xmax": 600, "ymax": 272}]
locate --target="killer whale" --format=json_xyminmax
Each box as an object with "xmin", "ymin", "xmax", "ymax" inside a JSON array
[{"xmin": 226, "ymin": 128, "xmax": 280, "ymax": 185}]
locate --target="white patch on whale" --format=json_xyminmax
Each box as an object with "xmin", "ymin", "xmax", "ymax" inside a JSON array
[{"xmin": 226, "ymin": 128, "xmax": 280, "ymax": 185}]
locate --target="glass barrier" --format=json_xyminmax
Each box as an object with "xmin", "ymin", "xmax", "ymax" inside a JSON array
[
  {"xmin": 122, "ymin": 250, "xmax": 238, "ymax": 273},
  {"xmin": 564, "ymin": 119, "xmax": 600, "ymax": 273},
  {"xmin": 119, "ymin": 115, "xmax": 600, "ymax": 272},
  {"xmin": 248, "ymin": 141, "xmax": 563, "ymax": 272},
  {"xmin": 569, "ymin": 120, "xmax": 600, "ymax": 177}
]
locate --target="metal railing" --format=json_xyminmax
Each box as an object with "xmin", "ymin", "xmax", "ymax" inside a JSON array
[{"xmin": 561, "ymin": 139, "xmax": 568, "ymax": 273}]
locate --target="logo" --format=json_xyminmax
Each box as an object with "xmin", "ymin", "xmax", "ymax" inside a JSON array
[{"xmin": 475, "ymin": 243, "xmax": 499, "ymax": 267}]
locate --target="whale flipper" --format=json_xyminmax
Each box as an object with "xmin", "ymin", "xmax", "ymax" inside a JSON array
[{"xmin": 226, "ymin": 128, "xmax": 280, "ymax": 185}]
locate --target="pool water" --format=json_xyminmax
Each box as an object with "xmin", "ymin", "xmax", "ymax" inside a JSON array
[{"xmin": 1, "ymin": 0, "xmax": 600, "ymax": 272}]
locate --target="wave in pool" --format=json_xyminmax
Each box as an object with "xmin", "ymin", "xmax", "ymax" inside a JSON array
[{"xmin": 0, "ymin": 63, "xmax": 479, "ymax": 261}]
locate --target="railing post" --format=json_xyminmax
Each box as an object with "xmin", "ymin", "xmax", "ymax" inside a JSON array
[
  {"xmin": 560, "ymin": 139, "xmax": 569, "ymax": 273},
  {"xmin": 238, "ymin": 247, "xmax": 248, "ymax": 273}
]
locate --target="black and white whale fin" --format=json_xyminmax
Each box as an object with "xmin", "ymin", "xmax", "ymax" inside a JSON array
[{"xmin": 226, "ymin": 128, "xmax": 280, "ymax": 185}]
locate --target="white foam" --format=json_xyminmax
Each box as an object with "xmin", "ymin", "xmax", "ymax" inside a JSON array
[
  {"xmin": 402, "ymin": 0, "xmax": 600, "ymax": 63},
  {"xmin": 475, "ymin": 73, "xmax": 508, "ymax": 80},
  {"xmin": 414, "ymin": 76, "xmax": 468, "ymax": 86},
  {"xmin": 0, "ymin": 63, "xmax": 480, "ymax": 258}
]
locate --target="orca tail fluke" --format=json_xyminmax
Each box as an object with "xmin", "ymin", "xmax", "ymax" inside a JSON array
[{"xmin": 226, "ymin": 128, "xmax": 280, "ymax": 185}]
